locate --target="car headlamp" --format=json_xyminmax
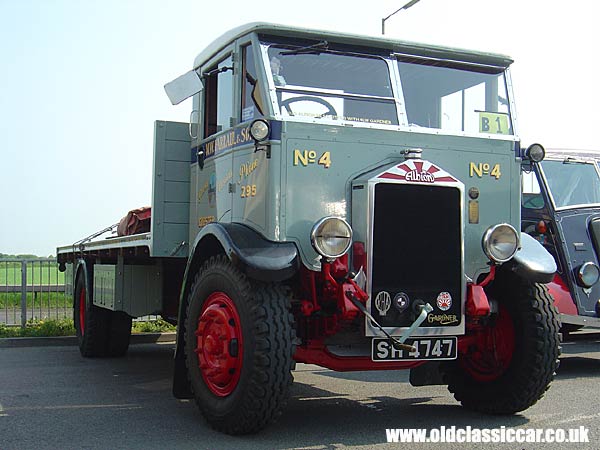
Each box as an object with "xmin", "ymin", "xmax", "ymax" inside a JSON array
[
  {"xmin": 525, "ymin": 143, "xmax": 545, "ymax": 163},
  {"xmin": 310, "ymin": 217, "xmax": 352, "ymax": 260},
  {"xmin": 577, "ymin": 262, "xmax": 600, "ymax": 288},
  {"xmin": 249, "ymin": 119, "xmax": 270, "ymax": 142},
  {"xmin": 482, "ymin": 223, "xmax": 520, "ymax": 263}
]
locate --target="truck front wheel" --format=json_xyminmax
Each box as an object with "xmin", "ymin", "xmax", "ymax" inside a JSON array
[
  {"xmin": 184, "ymin": 255, "xmax": 295, "ymax": 434},
  {"xmin": 445, "ymin": 272, "xmax": 560, "ymax": 414}
]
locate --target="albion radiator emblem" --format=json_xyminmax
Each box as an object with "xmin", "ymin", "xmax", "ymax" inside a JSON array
[
  {"xmin": 377, "ymin": 160, "xmax": 458, "ymax": 184},
  {"xmin": 374, "ymin": 291, "xmax": 391, "ymax": 316},
  {"xmin": 405, "ymin": 170, "xmax": 435, "ymax": 183}
]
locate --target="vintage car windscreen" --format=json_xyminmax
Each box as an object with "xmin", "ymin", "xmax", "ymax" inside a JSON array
[
  {"xmin": 266, "ymin": 45, "xmax": 398, "ymax": 126},
  {"xmin": 396, "ymin": 58, "xmax": 512, "ymax": 136},
  {"xmin": 541, "ymin": 160, "xmax": 600, "ymax": 208}
]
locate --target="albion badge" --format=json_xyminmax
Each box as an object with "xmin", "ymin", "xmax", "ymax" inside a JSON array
[
  {"xmin": 374, "ymin": 291, "xmax": 391, "ymax": 316},
  {"xmin": 436, "ymin": 291, "xmax": 452, "ymax": 311}
]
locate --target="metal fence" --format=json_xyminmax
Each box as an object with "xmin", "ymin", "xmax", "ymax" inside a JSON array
[
  {"xmin": 0, "ymin": 259, "xmax": 68, "ymax": 327},
  {"xmin": 0, "ymin": 259, "xmax": 159, "ymax": 328}
]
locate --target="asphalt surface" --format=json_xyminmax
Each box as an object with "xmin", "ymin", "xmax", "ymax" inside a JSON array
[{"xmin": 0, "ymin": 333, "xmax": 599, "ymax": 450}]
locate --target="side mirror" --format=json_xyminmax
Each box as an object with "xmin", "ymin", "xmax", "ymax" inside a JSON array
[{"xmin": 164, "ymin": 70, "xmax": 203, "ymax": 105}]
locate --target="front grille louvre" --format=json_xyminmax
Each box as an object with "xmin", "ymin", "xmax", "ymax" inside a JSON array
[{"xmin": 370, "ymin": 183, "xmax": 462, "ymax": 327}]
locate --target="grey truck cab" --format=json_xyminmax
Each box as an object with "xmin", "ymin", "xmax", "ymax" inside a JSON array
[{"xmin": 58, "ymin": 23, "xmax": 560, "ymax": 434}]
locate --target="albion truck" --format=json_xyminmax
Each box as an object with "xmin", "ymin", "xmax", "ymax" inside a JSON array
[{"xmin": 57, "ymin": 23, "xmax": 561, "ymax": 435}]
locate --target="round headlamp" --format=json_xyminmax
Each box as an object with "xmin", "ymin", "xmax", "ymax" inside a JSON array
[
  {"xmin": 525, "ymin": 143, "xmax": 545, "ymax": 163},
  {"xmin": 250, "ymin": 119, "xmax": 270, "ymax": 142},
  {"xmin": 310, "ymin": 217, "xmax": 352, "ymax": 260},
  {"xmin": 482, "ymin": 223, "xmax": 520, "ymax": 263},
  {"xmin": 577, "ymin": 262, "xmax": 600, "ymax": 288}
]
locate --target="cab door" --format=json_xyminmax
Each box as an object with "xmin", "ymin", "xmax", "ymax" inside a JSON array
[
  {"xmin": 231, "ymin": 41, "xmax": 271, "ymax": 236},
  {"xmin": 195, "ymin": 52, "xmax": 235, "ymax": 233}
]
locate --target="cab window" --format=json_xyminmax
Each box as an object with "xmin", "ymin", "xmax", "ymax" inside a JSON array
[
  {"xmin": 397, "ymin": 58, "xmax": 512, "ymax": 135},
  {"xmin": 522, "ymin": 170, "xmax": 545, "ymax": 209},
  {"xmin": 266, "ymin": 44, "xmax": 398, "ymax": 126},
  {"xmin": 204, "ymin": 55, "xmax": 233, "ymax": 137},
  {"xmin": 241, "ymin": 44, "xmax": 264, "ymax": 122}
]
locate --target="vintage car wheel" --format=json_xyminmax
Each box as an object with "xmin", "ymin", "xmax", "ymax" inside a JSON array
[
  {"xmin": 74, "ymin": 266, "xmax": 110, "ymax": 357},
  {"xmin": 184, "ymin": 255, "xmax": 295, "ymax": 434},
  {"xmin": 444, "ymin": 271, "xmax": 560, "ymax": 414}
]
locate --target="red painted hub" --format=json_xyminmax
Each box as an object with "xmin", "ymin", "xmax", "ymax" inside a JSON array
[
  {"xmin": 79, "ymin": 286, "xmax": 86, "ymax": 336},
  {"xmin": 195, "ymin": 292, "xmax": 243, "ymax": 396},
  {"xmin": 460, "ymin": 304, "xmax": 515, "ymax": 382}
]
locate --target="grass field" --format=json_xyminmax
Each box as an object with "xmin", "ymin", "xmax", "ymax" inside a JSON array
[{"xmin": 0, "ymin": 260, "xmax": 64, "ymax": 285}]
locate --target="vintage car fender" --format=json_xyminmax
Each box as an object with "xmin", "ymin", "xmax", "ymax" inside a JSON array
[{"xmin": 509, "ymin": 232, "xmax": 557, "ymax": 284}]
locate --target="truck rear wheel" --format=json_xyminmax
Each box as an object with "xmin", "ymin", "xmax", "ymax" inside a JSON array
[
  {"xmin": 107, "ymin": 311, "xmax": 132, "ymax": 357},
  {"xmin": 184, "ymin": 255, "xmax": 295, "ymax": 435},
  {"xmin": 74, "ymin": 268, "xmax": 110, "ymax": 357},
  {"xmin": 74, "ymin": 268, "xmax": 132, "ymax": 357},
  {"xmin": 444, "ymin": 272, "xmax": 560, "ymax": 414}
]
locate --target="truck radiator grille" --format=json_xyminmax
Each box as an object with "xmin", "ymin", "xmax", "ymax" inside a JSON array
[
  {"xmin": 589, "ymin": 218, "xmax": 600, "ymax": 258},
  {"xmin": 370, "ymin": 183, "xmax": 462, "ymax": 327}
]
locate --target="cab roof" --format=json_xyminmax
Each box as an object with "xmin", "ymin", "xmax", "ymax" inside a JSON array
[{"xmin": 192, "ymin": 22, "xmax": 514, "ymax": 70}]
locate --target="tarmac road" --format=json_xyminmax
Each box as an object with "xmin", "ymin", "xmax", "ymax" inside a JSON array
[{"xmin": 0, "ymin": 333, "xmax": 599, "ymax": 450}]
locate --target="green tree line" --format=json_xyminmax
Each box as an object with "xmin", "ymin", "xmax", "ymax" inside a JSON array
[{"xmin": 0, "ymin": 253, "xmax": 54, "ymax": 260}]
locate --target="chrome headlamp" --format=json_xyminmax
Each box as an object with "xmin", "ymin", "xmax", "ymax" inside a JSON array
[
  {"xmin": 524, "ymin": 143, "xmax": 545, "ymax": 163},
  {"xmin": 249, "ymin": 119, "xmax": 270, "ymax": 142},
  {"xmin": 576, "ymin": 262, "xmax": 600, "ymax": 288},
  {"xmin": 310, "ymin": 217, "xmax": 352, "ymax": 260},
  {"xmin": 482, "ymin": 223, "xmax": 520, "ymax": 263}
]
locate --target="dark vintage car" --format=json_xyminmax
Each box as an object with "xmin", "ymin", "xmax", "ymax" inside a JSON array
[{"xmin": 522, "ymin": 151, "xmax": 600, "ymax": 329}]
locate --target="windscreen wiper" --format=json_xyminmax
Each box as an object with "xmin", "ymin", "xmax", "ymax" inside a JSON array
[
  {"xmin": 202, "ymin": 66, "xmax": 233, "ymax": 78},
  {"xmin": 562, "ymin": 157, "xmax": 587, "ymax": 165},
  {"xmin": 280, "ymin": 40, "xmax": 329, "ymax": 56}
]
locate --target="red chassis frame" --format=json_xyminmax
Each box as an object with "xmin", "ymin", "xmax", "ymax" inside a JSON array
[{"xmin": 292, "ymin": 251, "xmax": 493, "ymax": 371}]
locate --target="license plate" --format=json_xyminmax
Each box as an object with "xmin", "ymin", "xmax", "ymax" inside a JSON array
[{"xmin": 372, "ymin": 337, "xmax": 457, "ymax": 361}]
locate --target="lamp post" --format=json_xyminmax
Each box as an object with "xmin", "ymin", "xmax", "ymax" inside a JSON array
[{"xmin": 381, "ymin": 0, "xmax": 422, "ymax": 35}]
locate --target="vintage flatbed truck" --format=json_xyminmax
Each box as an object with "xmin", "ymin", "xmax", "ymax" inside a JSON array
[{"xmin": 57, "ymin": 23, "xmax": 560, "ymax": 434}]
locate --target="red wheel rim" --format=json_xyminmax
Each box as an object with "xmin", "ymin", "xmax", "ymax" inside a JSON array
[
  {"xmin": 195, "ymin": 292, "xmax": 243, "ymax": 396},
  {"xmin": 79, "ymin": 286, "xmax": 86, "ymax": 336},
  {"xmin": 460, "ymin": 304, "xmax": 515, "ymax": 382}
]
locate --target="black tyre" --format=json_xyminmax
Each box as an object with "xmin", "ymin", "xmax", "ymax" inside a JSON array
[
  {"xmin": 107, "ymin": 311, "xmax": 132, "ymax": 357},
  {"xmin": 184, "ymin": 255, "xmax": 295, "ymax": 435},
  {"xmin": 74, "ymin": 267, "xmax": 110, "ymax": 357},
  {"xmin": 444, "ymin": 271, "xmax": 560, "ymax": 414}
]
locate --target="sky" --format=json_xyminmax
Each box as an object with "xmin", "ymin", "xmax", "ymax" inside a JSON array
[{"xmin": 1, "ymin": 0, "xmax": 599, "ymax": 256}]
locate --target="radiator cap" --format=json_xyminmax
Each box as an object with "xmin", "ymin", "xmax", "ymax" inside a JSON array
[{"xmin": 402, "ymin": 148, "xmax": 423, "ymax": 160}]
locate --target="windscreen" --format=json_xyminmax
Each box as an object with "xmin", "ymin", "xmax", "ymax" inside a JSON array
[
  {"xmin": 266, "ymin": 44, "xmax": 398, "ymax": 126},
  {"xmin": 397, "ymin": 58, "xmax": 512, "ymax": 135},
  {"xmin": 541, "ymin": 160, "xmax": 600, "ymax": 208}
]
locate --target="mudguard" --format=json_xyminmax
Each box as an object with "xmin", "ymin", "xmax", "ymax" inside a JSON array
[
  {"xmin": 195, "ymin": 223, "xmax": 299, "ymax": 282},
  {"xmin": 509, "ymin": 233, "xmax": 557, "ymax": 284},
  {"xmin": 172, "ymin": 222, "xmax": 299, "ymax": 399}
]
